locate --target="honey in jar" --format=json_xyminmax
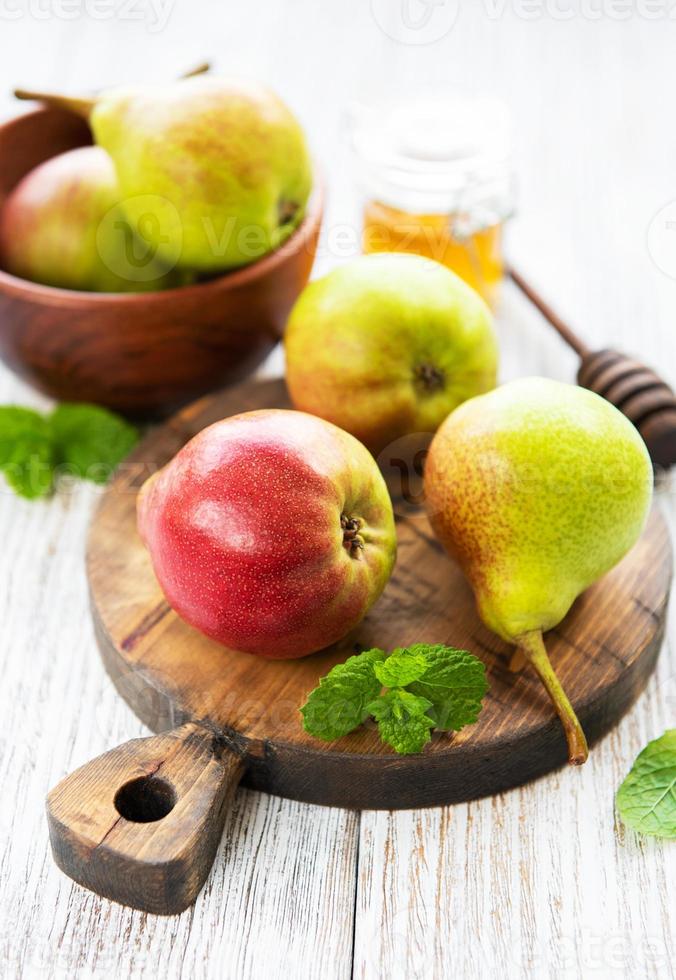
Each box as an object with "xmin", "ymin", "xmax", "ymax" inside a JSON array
[{"xmin": 350, "ymin": 98, "xmax": 515, "ymax": 307}]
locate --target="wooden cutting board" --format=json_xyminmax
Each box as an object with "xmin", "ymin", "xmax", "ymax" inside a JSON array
[{"xmin": 47, "ymin": 378, "xmax": 672, "ymax": 915}]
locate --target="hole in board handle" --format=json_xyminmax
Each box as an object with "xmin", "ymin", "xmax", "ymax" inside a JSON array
[{"xmin": 114, "ymin": 775, "xmax": 176, "ymax": 823}]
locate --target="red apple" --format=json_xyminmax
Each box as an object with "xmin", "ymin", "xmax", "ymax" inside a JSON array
[{"xmin": 137, "ymin": 409, "xmax": 397, "ymax": 659}]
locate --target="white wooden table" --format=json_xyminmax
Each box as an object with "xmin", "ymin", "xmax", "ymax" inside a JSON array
[{"xmin": 0, "ymin": 4, "xmax": 675, "ymax": 978}]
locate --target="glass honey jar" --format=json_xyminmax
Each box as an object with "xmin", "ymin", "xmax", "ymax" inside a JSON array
[{"xmin": 349, "ymin": 98, "xmax": 515, "ymax": 307}]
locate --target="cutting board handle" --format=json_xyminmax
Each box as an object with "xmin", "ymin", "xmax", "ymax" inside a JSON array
[{"xmin": 46, "ymin": 722, "xmax": 245, "ymax": 915}]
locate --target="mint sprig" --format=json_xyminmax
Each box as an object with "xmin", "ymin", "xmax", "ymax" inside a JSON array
[
  {"xmin": 0, "ymin": 403, "xmax": 139, "ymax": 499},
  {"xmin": 301, "ymin": 644, "xmax": 488, "ymax": 755},
  {"xmin": 616, "ymin": 730, "xmax": 676, "ymax": 839}
]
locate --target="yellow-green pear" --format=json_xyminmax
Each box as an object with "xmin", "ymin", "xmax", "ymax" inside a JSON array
[
  {"xmin": 91, "ymin": 76, "xmax": 312, "ymax": 272},
  {"xmin": 424, "ymin": 377, "xmax": 653, "ymax": 764},
  {"xmin": 15, "ymin": 76, "xmax": 312, "ymax": 273},
  {"xmin": 285, "ymin": 253, "xmax": 498, "ymax": 454}
]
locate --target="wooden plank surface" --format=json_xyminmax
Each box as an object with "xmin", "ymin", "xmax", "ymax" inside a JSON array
[{"xmin": 0, "ymin": 4, "xmax": 675, "ymax": 979}]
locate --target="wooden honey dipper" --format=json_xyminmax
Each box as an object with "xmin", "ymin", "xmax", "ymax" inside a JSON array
[{"xmin": 509, "ymin": 268, "xmax": 676, "ymax": 469}]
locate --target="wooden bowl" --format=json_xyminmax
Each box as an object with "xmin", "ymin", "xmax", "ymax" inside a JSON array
[{"xmin": 0, "ymin": 107, "xmax": 323, "ymax": 418}]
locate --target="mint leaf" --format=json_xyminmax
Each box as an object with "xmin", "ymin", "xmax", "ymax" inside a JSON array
[
  {"xmin": 367, "ymin": 689, "xmax": 435, "ymax": 755},
  {"xmin": 407, "ymin": 644, "xmax": 488, "ymax": 731},
  {"xmin": 0, "ymin": 407, "xmax": 48, "ymax": 465},
  {"xmin": 0, "ymin": 402, "xmax": 138, "ymax": 499},
  {"xmin": 4, "ymin": 437, "xmax": 54, "ymax": 499},
  {"xmin": 374, "ymin": 647, "xmax": 428, "ymax": 687},
  {"xmin": 616, "ymin": 730, "xmax": 676, "ymax": 839},
  {"xmin": 50, "ymin": 403, "xmax": 139, "ymax": 483},
  {"xmin": 300, "ymin": 648, "xmax": 386, "ymax": 741},
  {"xmin": 0, "ymin": 407, "xmax": 54, "ymax": 498}
]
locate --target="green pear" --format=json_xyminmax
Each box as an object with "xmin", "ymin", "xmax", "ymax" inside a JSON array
[
  {"xmin": 78, "ymin": 75, "xmax": 311, "ymax": 273},
  {"xmin": 285, "ymin": 253, "xmax": 498, "ymax": 454},
  {"xmin": 424, "ymin": 377, "xmax": 653, "ymax": 764},
  {"xmin": 15, "ymin": 76, "xmax": 312, "ymax": 273},
  {"xmin": 0, "ymin": 147, "xmax": 184, "ymax": 292}
]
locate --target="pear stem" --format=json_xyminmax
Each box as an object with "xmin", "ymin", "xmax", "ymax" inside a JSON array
[
  {"xmin": 13, "ymin": 64, "xmax": 210, "ymax": 121},
  {"xmin": 180, "ymin": 62, "xmax": 211, "ymax": 79},
  {"xmin": 13, "ymin": 89, "xmax": 95, "ymax": 119},
  {"xmin": 517, "ymin": 630, "xmax": 589, "ymax": 765}
]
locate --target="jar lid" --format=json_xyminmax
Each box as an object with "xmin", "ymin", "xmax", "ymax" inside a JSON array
[{"xmin": 349, "ymin": 97, "xmax": 515, "ymax": 223}]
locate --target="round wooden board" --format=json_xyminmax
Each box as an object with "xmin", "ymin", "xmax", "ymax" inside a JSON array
[{"xmin": 87, "ymin": 378, "xmax": 673, "ymax": 810}]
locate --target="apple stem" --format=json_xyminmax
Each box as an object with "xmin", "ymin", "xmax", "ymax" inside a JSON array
[
  {"xmin": 14, "ymin": 89, "xmax": 95, "ymax": 119},
  {"xmin": 517, "ymin": 629, "xmax": 589, "ymax": 765}
]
